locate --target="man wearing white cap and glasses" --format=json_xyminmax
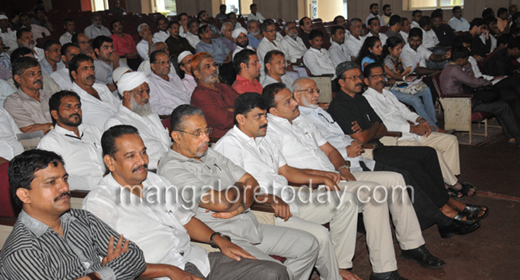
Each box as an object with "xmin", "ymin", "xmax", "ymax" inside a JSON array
[
  {"xmin": 104, "ymin": 71, "xmax": 171, "ymax": 170},
  {"xmin": 178, "ymin": 51, "xmax": 197, "ymax": 94},
  {"xmin": 232, "ymin": 27, "xmax": 254, "ymax": 59}
]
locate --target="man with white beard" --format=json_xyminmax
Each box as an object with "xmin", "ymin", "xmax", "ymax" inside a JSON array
[
  {"xmin": 280, "ymin": 22, "xmax": 307, "ymax": 64},
  {"xmin": 16, "ymin": 28, "xmax": 44, "ymax": 61},
  {"xmin": 104, "ymin": 71, "xmax": 171, "ymax": 170}
]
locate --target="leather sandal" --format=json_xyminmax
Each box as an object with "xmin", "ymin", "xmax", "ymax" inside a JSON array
[{"xmin": 462, "ymin": 204, "xmax": 489, "ymax": 221}]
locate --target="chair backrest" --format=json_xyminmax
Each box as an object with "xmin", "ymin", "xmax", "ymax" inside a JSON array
[
  {"xmin": 0, "ymin": 161, "xmax": 16, "ymax": 218},
  {"xmin": 432, "ymin": 71, "xmax": 443, "ymax": 97}
]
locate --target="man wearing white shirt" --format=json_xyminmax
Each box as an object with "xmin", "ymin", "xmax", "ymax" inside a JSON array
[
  {"xmin": 362, "ymin": 63, "xmax": 463, "ymax": 190},
  {"xmin": 69, "ymin": 54, "xmax": 120, "ymax": 130},
  {"xmin": 178, "ymin": 51, "xmax": 197, "ymax": 94},
  {"xmin": 16, "ymin": 28, "xmax": 45, "ymax": 61},
  {"xmin": 247, "ymin": 4, "xmax": 265, "ymax": 23},
  {"xmin": 419, "ymin": 17, "xmax": 440, "ymax": 49},
  {"xmin": 19, "ymin": 14, "xmax": 50, "ymax": 41},
  {"xmin": 303, "ymin": 30, "xmax": 336, "ymax": 79},
  {"xmin": 0, "ymin": 15, "xmax": 19, "ymax": 53},
  {"xmin": 136, "ymin": 23, "xmax": 157, "ymax": 60},
  {"xmin": 232, "ymin": 27, "xmax": 254, "ymax": 59},
  {"xmin": 153, "ymin": 18, "xmax": 170, "ymax": 43},
  {"xmin": 178, "ymin": 13, "xmax": 189, "ymax": 38},
  {"xmin": 328, "ymin": 26, "xmax": 352, "ymax": 68},
  {"xmin": 214, "ymin": 92, "xmax": 361, "ymax": 280},
  {"xmin": 400, "ymin": 28, "xmax": 450, "ymax": 76},
  {"xmin": 411, "ymin": 10, "xmax": 422, "ymax": 29},
  {"xmin": 40, "ymin": 40, "xmax": 65, "ymax": 75},
  {"xmin": 262, "ymin": 83, "xmax": 445, "ymax": 280},
  {"xmin": 59, "ymin": 18, "xmax": 75, "ymax": 45},
  {"xmin": 83, "ymin": 125, "xmax": 290, "ymax": 280},
  {"xmin": 261, "ymin": 50, "xmax": 294, "ymax": 92},
  {"xmin": 448, "ymin": 6, "xmax": 470, "ymax": 32},
  {"xmin": 137, "ymin": 42, "xmax": 176, "ymax": 76},
  {"xmin": 186, "ymin": 19, "xmax": 201, "ymax": 49},
  {"xmin": 366, "ymin": 3, "xmax": 385, "ymax": 26},
  {"xmin": 0, "ymin": 108, "xmax": 24, "ymax": 162},
  {"xmin": 279, "ymin": 22, "xmax": 307, "ymax": 64},
  {"xmin": 104, "ymin": 72, "xmax": 171, "ymax": 170},
  {"xmin": 256, "ymin": 20, "xmax": 282, "ymax": 66},
  {"xmin": 345, "ymin": 18, "xmax": 365, "ymax": 60},
  {"xmin": 364, "ymin": 18, "xmax": 388, "ymax": 46},
  {"xmin": 147, "ymin": 51, "xmax": 191, "ymax": 116},
  {"xmin": 228, "ymin": 12, "xmax": 243, "ymax": 30},
  {"xmin": 84, "ymin": 12, "xmax": 111, "ymax": 39},
  {"xmin": 37, "ymin": 90, "xmax": 104, "ymax": 190},
  {"xmin": 400, "ymin": 17, "xmax": 411, "ymax": 43},
  {"xmin": 51, "ymin": 43, "xmax": 80, "ymax": 91}
]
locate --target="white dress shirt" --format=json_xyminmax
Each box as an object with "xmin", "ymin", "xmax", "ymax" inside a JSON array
[
  {"xmin": 298, "ymin": 106, "xmax": 375, "ymax": 172},
  {"xmin": 328, "ymin": 40, "xmax": 352, "ymax": 67},
  {"xmin": 260, "ymin": 74, "xmax": 294, "ymax": 92},
  {"xmin": 136, "ymin": 38, "xmax": 157, "ymax": 60},
  {"xmin": 280, "ymin": 35, "xmax": 308, "ymax": 63},
  {"xmin": 266, "ymin": 114, "xmax": 336, "ymax": 172},
  {"xmin": 104, "ymin": 104, "xmax": 171, "ymax": 169},
  {"xmin": 137, "ymin": 59, "xmax": 176, "ymax": 77},
  {"xmin": 345, "ymin": 35, "xmax": 365, "ymax": 58},
  {"xmin": 400, "ymin": 31, "xmax": 409, "ymax": 43},
  {"xmin": 303, "ymin": 47, "xmax": 336, "ymax": 79},
  {"xmin": 182, "ymin": 74, "xmax": 197, "ymax": 94},
  {"xmin": 480, "ymin": 33, "xmax": 497, "ymax": 54},
  {"xmin": 400, "ymin": 43, "xmax": 432, "ymax": 68},
  {"xmin": 247, "ymin": 12, "xmax": 265, "ymax": 22},
  {"xmin": 50, "ymin": 67, "xmax": 74, "ymax": 90},
  {"xmin": 364, "ymin": 32, "xmax": 388, "ymax": 47},
  {"xmin": 256, "ymin": 37, "xmax": 283, "ymax": 64},
  {"xmin": 186, "ymin": 32, "xmax": 200, "ymax": 49},
  {"xmin": 153, "ymin": 30, "xmax": 170, "ymax": 42},
  {"xmin": 0, "ymin": 28, "xmax": 18, "ymax": 53},
  {"xmin": 411, "ymin": 21, "xmax": 420, "ymax": 29},
  {"xmin": 29, "ymin": 24, "xmax": 50, "ymax": 40},
  {"xmin": 84, "ymin": 24, "xmax": 111, "ymax": 39},
  {"xmin": 232, "ymin": 45, "xmax": 254, "ymax": 59},
  {"xmin": 214, "ymin": 126, "xmax": 298, "ymax": 213},
  {"xmin": 83, "ymin": 172, "xmax": 211, "ymax": 278},
  {"xmin": 59, "ymin": 32, "xmax": 73, "ymax": 45},
  {"xmin": 363, "ymin": 87, "xmax": 421, "ymax": 142},
  {"xmin": 0, "ymin": 80, "xmax": 16, "ymax": 108},
  {"xmin": 179, "ymin": 25, "xmax": 188, "ymax": 38},
  {"xmin": 421, "ymin": 28, "xmax": 439, "ymax": 49},
  {"xmin": 71, "ymin": 83, "xmax": 120, "ymax": 130},
  {"xmin": 147, "ymin": 71, "xmax": 191, "ymax": 115},
  {"xmin": 0, "ymin": 108, "xmax": 24, "ymax": 160},
  {"xmin": 37, "ymin": 124, "xmax": 104, "ymax": 190},
  {"xmin": 448, "ymin": 17, "xmax": 470, "ymax": 32},
  {"xmin": 34, "ymin": 47, "xmax": 45, "ymax": 62},
  {"xmin": 468, "ymin": 56, "xmax": 494, "ymax": 80}
]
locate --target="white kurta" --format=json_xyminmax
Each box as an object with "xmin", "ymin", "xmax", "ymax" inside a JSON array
[
  {"xmin": 71, "ymin": 83, "xmax": 120, "ymax": 130},
  {"xmin": 147, "ymin": 71, "xmax": 191, "ymax": 115}
]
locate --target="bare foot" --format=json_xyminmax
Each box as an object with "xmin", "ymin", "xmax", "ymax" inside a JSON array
[{"xmin": 339, "ymin": 269, "xmax": 363, "ymax": 280}]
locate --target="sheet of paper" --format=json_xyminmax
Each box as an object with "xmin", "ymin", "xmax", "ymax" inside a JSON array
[{"xmin": 410, "ymin": 55, "xmax": 421, "ymax": 74}]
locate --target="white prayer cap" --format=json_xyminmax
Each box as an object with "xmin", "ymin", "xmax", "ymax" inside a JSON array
[
  {"xmin": 232, "ymin": 27, "xmax": 248, "ymax": 39},
  {"xmin": 112, "ymin": 66, "xmax": 132, "ymax": 83},
  {"xmin": 117, "ymin": 72, "xmax": 149, "ymax": 93},
  {"xmin": 177, "ymin": 50, "xmax": 193, "ymax": 64},
  {"xmin": 0, "ymin": 15, "xmax": 8, "ymax": 20}
]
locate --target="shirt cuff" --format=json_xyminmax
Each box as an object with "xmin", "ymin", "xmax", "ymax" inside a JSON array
[{"xmin": 95, "ymin": 266, "xmax": 116, "ymax": 280}]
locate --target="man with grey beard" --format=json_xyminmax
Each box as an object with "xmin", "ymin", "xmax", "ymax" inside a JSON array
[
  {"xmin": 280, "ymin": 22, "xmax": 307, "ymax": 64},
  {"xmin": 104, "ymin": 71, "xmax": 171, "ymax": 170},
  {"xmin": 16, "ymin": 28, "xmax": 45, "ymax": 61}
]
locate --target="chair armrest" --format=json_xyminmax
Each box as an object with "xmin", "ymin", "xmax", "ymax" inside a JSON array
[
  {"xmin": 70, "ymin": 190, "xmax": 89, "ymax": 198},
  {"xmin": 441, "ymin": 94, "xmax": 473, "ymax": 98},
  {"xmin": 362, "ymin": 143, "xmax": 378, "ymax": 149},
  {"xmin": 308, "ymin": 73, "xmax": 334, "ymax": 78},
  {"xmin": 385, "ymin": 131, "xmax": 403, "ymax": 137},
  {"xmin": 0, "ymin": 216, "xmax": 17, "ymax": 226}
]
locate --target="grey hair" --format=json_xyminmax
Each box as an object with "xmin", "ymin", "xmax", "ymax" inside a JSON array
[
  {"xmin": 151, "ymin": 42, "xmax": 167, "ymax": 52},
  {"xmin": 285, "ymin": 21, "xmax": 296, "ymax": 30},
  {"xmin": 349, "ymin": 18, "xmax": 362, "ymax": 25},
  {"xmin": 221, "ymin": 22, "xmax": 233, "ymax": 32},
  {"xmin": 137, "ymin": 23, "xmax": 149, "ymax": 33},
  {"xmin": 292, "ymin": 77, "xmax": 314, "ymax": 92},
  {"xmin": 247, "ymin": 19, "xmax": 259, "ymax": 29},
  {"xmin": 170, "ymin": 105, "xmax": 205, "ymax": 132}
]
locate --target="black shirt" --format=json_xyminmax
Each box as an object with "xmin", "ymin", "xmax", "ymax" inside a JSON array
[
  {"xmin": 471, "ymin": 33, "xmax": 491, "ymax": 57},
  {"xmin": 432, "ymin": 24, "xmax": 456, "ymax": 47},
  {"xmin": 327, "ymin": 89, "xmax": 383, "ymax": 144},
  {"xmin": 484, "ymin": 48, "xmax": 515, "ymax": 76}
]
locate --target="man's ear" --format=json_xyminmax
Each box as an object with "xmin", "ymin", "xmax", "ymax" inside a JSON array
[
  {"xmin": 123, "ymin": 91, "xmax": 131, "ymax": 102},
  {"xmin": 268, "ymin": 106, "xmax": 278, "ymax": 116},
  {"xmin": 16, "ymin": 188, "xmax": 31, "ymax": 204},
  {"xmin": 236, "ymin": 114, "xmax": 245, "ymax": 126},
  {"xmin": 364, "ymin": 77, "xmax": 370, "ymax": 86},
  {"xmin": 50, "ymin": 110, "xmax": 59, "ymax": 122},
  {"xmin": 338, "ymin": 77, "xmax": 346, "ymax": 88},
  {"xmin": 94, "ymin": 48, "xmax": 100, "ymax": 57},
  {"xmin": 293, "ymin": 90, "xmax": 302, "ymax": 103},
  {"xmin": 71, "ymin": 70, "xmax": 78, "ymax": 82},
  {"xmin": 13, "ymin": 74, "xmax": 22, "ymax": 86},
  {"xmin": 104, "ymin": 154, "xmax": 116, "ymax": 172},
  {"xmin": 193, "ymin": 69, "xmax": 202, "ymax": 80},
  {"xmin": 171, "ymin": 131, "xmax": 182, "ymax": 144}
]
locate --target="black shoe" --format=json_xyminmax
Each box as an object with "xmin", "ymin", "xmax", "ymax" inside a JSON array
[
  {"xmin": 401, "ymin": 245, "xmax": 446, "ymax": 269},
  {"xmin": 369, "ymin": 271, "xmax": 409, "ymax": 280},
  {"xmin": 438, "ymin": 219, "xmax": 481, "ymax": 238}
]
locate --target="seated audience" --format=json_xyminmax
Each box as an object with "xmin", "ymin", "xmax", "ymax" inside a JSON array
[
  {"xmin": 411, "ymin": 10, "xmax": 422, "ymax": 28},
  {"xmin": 365, "ymin": 17, "xmax": 388, "ymax": 46},
  {"xmin": 84, "ymin": 12, "xmax": 111, "ymax": 39},
  {"xmin": 448, "ymin": 6, "xmax": 470, "ymax": 32},
  {"xmin": 228, "ymin": 12, "xmax": 242, "ymax": 30},
  {"xmin": 232, "ymin": 49, "xmax": 262, "ymax": 94},
  {"xmin": 221, "ymin": 22, "xmax": 237, "ymax": 52},
  {"xmin": 0, "ymin": 149, "xmax": 146, "ymax": 279},
  {"xmin": 298, "ymin": 17, "xmax": 312, "ymax": 49},
  {"xmin": 72, "ymin": 32, "xmax": 96, "ymax": 60},
  {"xmin": 303, "ymin": 30, "xmax": 336, "ymax": 79},
  {"xmin": 157, "ymin": 105, "xmax": 319, "ymax": 280},
  {"xmin": 248, "ymin": 3, "xmax": 265, "ymax": 22},
  {"xmin": 496, "ymin": 7, "xmax": 510, "ymax": 34},
  {"xmin": 232, "ymin": 27, "xmax": 254, "ymax": 58},
  {"xmin": 484, "ymin": 36, "xmax": 520, "ymax": 76},
  {"xmin": 0, "ymin": 14, "xmax": 19, "ymax": 53},
  {"xmin": 247, "ymin": 20, "xmax": 263, "ymax": 49},
  {"xmin": 178, "ymin": 12, "xmax": 189, "ymax": 38},
  {"xmin": 482, "ymin": 16, "xmax": 498, "ymax": 54},
  {"xmin": 37, "ymin": 91, "xmax": 104, "ymax": 190},
  {"xmin": 357, "ymin": 36, "xmax": 383, "ymax": 70},
  {"xmin": 70, "ymin": 54, "xmax": 120, "ymax": 130},
  {"xmin": 257, "ymin": 20, "xmax": 283, "ymax": 66},
  {"xmin": 59, "ymin": 18, "xmax": 75, "ymax": 45},
  {"xmin": 382, "ymin": 4, "xmax": 393, "ymax": 25},
  {"xmin": 400, "ymin": 17, "xmax": 411, "ymax": 42},
  {"xmin": 4, "ymin": 57, "xmax": 53, "ymax": 133},
  {"xmin": 178, "ymin": 51, "xmax": 197, "ymax": 93},
  {"xmin": 419, "ymin": 16, "xmax": 440, "ymax": 49},
  {"xmin": 136, "ymin": 23, "xmax": 156, "ymax": 60},
  {"xmin": 345, "ymin": 18, "xmax": 365, "ymax": 61},
  {"xmin": 93, "ymin": 36, "xmax": 128, "ymax": 93},
  {"xmin": 110, "ymin": 20, "xmax": 139, "ymax": 70},
  {"xmin": 328, "ymin": 25, "xmax": 352, "ymax": 67},
  {"xmin": 165, "ymin": 21, "xmax": 195, "ymax": 61},
  {"xmin": 107, "ymin": 0, "xmax": 125, "ymax": 14},
  {"xmin": 30, "ymin": 7, "xmax": 53, "ymax": 32},
  {"xmin": 196, "ymin": 24, "xmax": 234, "ymax": 84},
  {"xmin": 385, "ymin": 15, "xmax": 405, "ymax": 42},
  {"xmin": 83, "ymin": 124, "xmax": 290, "ymax": 280},
  {"xmin": 186, "ymin": 20, "xmax": 202, "ymax": 49},
  {"xmin": 16, "ymin": 27, "xmax": 44, "ymax": 61},
  {"xmin": 50, "ymin": 43, "xmax": 80, "ymax": 90},
  {"xmin": 137, "ymin": 42, "xmax": 175, "ymax": 76},
  {"xmin": 400, "ymin": 28, "xmax": 450, "ymax": 75},
  {"xmin": 153, "ymin": 17, "xmax": 170, "ymax": 42},
  {"xmin": 8, "ymin": 47, "xmax": 61, "ymax": 93},
  {"xmin": 20, "ymin": 14, "xmax": 49, "ymax": 40},
  {"xmin": 431, "ymin": 10, "xmax": 456, "ymax": 48},
  {"xmin": 147, "ymin": 50, "xmax": 191, "ymax": 116},
  {"xmin": 41, "ymin": 39, "xmax": 65, "ymax": 75},
  {"xmin": 469, "ymin": 18, "xmax": 492, "ymax": 58},
  {"xmin": 190, "ymin": 52, "xmax": 240, "ymax": 138},
  {"xmin": 366, "ymin": 3, "xmax": 385, "ymax": 26},
  {"xmin": 215, "ymin": 4, "xmax": 228, "ymax": 20},
  {"xmin": 0, "ymin": 107, "xmax": 24, "ymax": 162},
  {"xmin": 104, "ymin": 72, "xmax": 171, "ymax": 169},
  {"xmin": 262, "ymin": 50, "xmax": 295, "ymax": 91},
  {"xmin": 197, "ymin": 10, "xmax": 220, "ymax": 38},
  {"xmin": 280, "ymin": 22, "xmax": 307, "ymax": 64}
]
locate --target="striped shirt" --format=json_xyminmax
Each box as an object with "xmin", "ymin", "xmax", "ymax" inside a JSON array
[{"xmin": 0, "ymin": 209, "xmax": 146, "ymax": 280}]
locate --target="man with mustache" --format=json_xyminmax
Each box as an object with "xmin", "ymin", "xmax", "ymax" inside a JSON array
[
  {"xmin": 83, "ymin": 124, "xmax": 290, "ymax": 280},
  {"xmin": 153, "ymin": 17, "xmax": 169, "ymax": 43},
  {"xmin": 328, "ymin": 25, "xmax": 352, "ymax": 68},
  {"xmin": 40, "ymin": 39, "xmax": 65, "ymax": 75},
  {"xmin": 179, "ymin": 51, "xmax": 197, "ymax": 93},
  {"xmin": 70, "ymin": 53, "xmax": 120, "ymax": 130},
  {"xmin": 84, "ymin": 12, "xmax": 112, "ymax": 39},
  {"xmin": 165, "ymin": 21, "xmax": 195, "ymax": 61},
  {"xmin": 4, "ymin": 56, "xmax": 53, "ymax": 133},
  {"xmin": 261, "ymin": 50, "xmax": 295, "ymax": 92},
  {"xmin": 50, "ymin": 43, "xmax": 80, "ymax": 91},
  {"xmin": 110, "ymin": 20, "xmax": 139, "ymax": 70},
  {"xmin": 247, "ymin": 20, "xmax": 263, "ymax": 50},
  {"xmin": 147, "ymin": 50, "xmax": 191, "ymax": 116},
  {"xmin": 280, "ymin": 22, "xmax": 308, "ymax": 65},
  {"xmin": 186, "ymin": 19, "xmax": 201, "ymax": 49},
  {"xmin": 232, "ymin": 49, "xmax": 263, "ymax": 94},
  {"xmin": 366, "ymin": 3, "xmax": 385, "ymax": 27},
  {"xmin": 232, "ymin": 27, "xmax": 254, "ymax": 59},
  {"xmin": 19, "ymin": 13, "xmax": 50, "ymax": 41},
  {"xmin": 16, "ymin": 28, "xmax": 44, "ymax": 61},
  {"xmin": 190, "ymin": 52, "xmax": 240, "ymax": 138},
  {"xmin": 1, "ymin": 149, "xmax": 146, "ymax": 279},
  {"xmin": 72, "ymin": 32, "xmax": 97, "ymax": 60},
  {"xmin": 93, "ymin": 36, "xmax": 129, "ymax": 93},
  {"xmin": 37, "ymin": 90, "xmax": 104, "ymax": 190},
  {"xmin": 104, "ymin": 72, "xmax": 171, "ymax": 170}
]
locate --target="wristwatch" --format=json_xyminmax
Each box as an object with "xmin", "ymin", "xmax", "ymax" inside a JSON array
[
  {"xmin": 86, "ymin": 272, "xmax": 101, "ymax": 280},
  {"xmin": 210, "ymin": 232, "xmax": 231, "ymax": 248},
  {"xmin": 338, "ymin": 161, "xmax": 351, "ymax": 172}
]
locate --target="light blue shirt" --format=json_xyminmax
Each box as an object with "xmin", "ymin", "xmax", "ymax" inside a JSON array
[
  {"xmin": 195, "ymin": 38, "xmax": 231, "ymax": 64},
  {"xmin": 248, "ymin": 33, "xmax": 263, "ymax": 49}
]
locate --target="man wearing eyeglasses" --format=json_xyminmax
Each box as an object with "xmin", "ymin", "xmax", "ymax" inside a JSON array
[{"xmin": 157, "ymin": 104, "xmax": 320, "ymax": 280}]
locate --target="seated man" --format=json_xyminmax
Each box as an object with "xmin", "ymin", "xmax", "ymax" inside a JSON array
[
  {"xmin": 400, "ymin": 28, "xmax": 450, "ymax": 76},
  {"xmin": 216, "ymin": 4, "xmax": 228, "ymax": 20},
  {"xmin": 366, "ymin": 3, "xmax": 385, "ymax": 26},
  {"xmin": 232, "ymin": 49, "xmax": 263, "ymax": 94},
  {"xmin": 247, "ymin": 20, "xmax": 264, "ymax": 49},
  {"xmin": 0, "ymin": 107, "xmax": 24, "ymax": 162},
  {"xmin": 1, "ymin": 149, "xmax": 146, "ymax": 279},
  {"xmin": 385, "ymin": 15, "xmax": 405, "ymax": 42},
  {"xmin": 303, "ymin": 30, "xmax": 336, "ymax": 86},
  {"xmin": 59, "ymin": 18, "xmax": 75, "ymax": 45},
  {"xmin": 157, "ymin": 105, "xmax": 319, "ymax": 280},
  {"xmin": 147, "ymin": 50, "xmax": 191, "ymax": 116},
  {"xmin": 165, "ymin": 21, "xmax": 195, "ymax": 61},
  {"xmin": 186, "ymin": 19, "xmax": 201, "ymax": 49},
  {"xmin": 261, "ymin": 83, "xmax": 445, "ymax": 280},
  {"xmin": 110, "ymin": 20, "xmax": 139, "ymax": 70},
  {"xmin": 104, "ymin": 72, "xmax": 171, "ymax": 170},
  {"xmin": 196, "ymin": 24, "xmax": 234, "ymax": 84},
  {"xmin": 329, "ymin": 25, "xmax": 352, "ymax": 68},
  {"xmin": 0, "ymin": 14, "xmax": 18, "ymax": 53},
  {"xmin": 153, "ymin": 17, "xmax": 170, "ymax": 43},
  {"xmin": 441, "ymin": 46, "xmax": 520, "ymax": 145},
  {"xmin": 93, "ymin": 36, "xmax": 129, "ymax": 93},
  {"xmin": 197, "ymin": 10, "xmax": 221, "ymax": 38},
  {"xmin": 137, "ymin": 42, "xmax": 175, "ymax": 76},
  {"xmin": 8, "ymin": 47, "xmax": 61, "ymax": 94},
  {"xmin": 469, "ymin": 18, "xmax": 492, "ymax": 58},
  {"xmin": 4, "ymin": 57, "xmax": 53, "ymax": 133},
  {"xmin": 83, "ymin": 125, "xmax": 290, "ymax": 280},
  {"xmin": 221, "ymin": 22, "xmax": 237, "ymax": 52},
  {"xmin": 190, "ymin": 52, "xmax": 240, "ymax": 138},
  {"xmin": 261, "ymin": 50, "xmax": 295, "ymax": 91},
  {"xmin": 381, "ymin": 4, "xmax": 393, "ymax": 25},
  {"xmin": 84, "ymin": 12, "xmax": 111, "ymax": 39},
  {"xmin": 400, "ymin": 17, "xmax": 411, "ymax": 43},
  {"xmin": 232, "ymin": 27, "xmax": 254, "ymax": 59},
  {"xmin": 51, "ymin": 43, "xmax": 80, "ymax": 91},
  {"xmin": 419, "ymin": 16, "xmax": 440, "ymax": 49},
  {"xmin": 16, "ymin": 27, "xmax": 44, "ymax": 61},
  {"xmin": 484, "ymin": 36, "xmax": 520, "ymax": 76},
  {"xmin": 136, "ymin": 23, "xmax": 156, "ymax": 60},
  {"xmin": 255, "ymin": 20, "xmax": 285, "ymax": 66},
  {"xmin": 411, "ymin": 10, "xmax": 422, "ymax": 28},
  {"xmin": 431, "ymin": 10, "xmax": 456, "ymax": 48},
  {"xmin": 37, "ymin": 90, "xmax": 104, "ymax": 190},
  {"xmin": 70, "ymin": 54, "xmax": 120, "ymax": 130},
  {"xmin": 448, "ymin": 6, "xmax": 470, "ymax": 32},
  {"xmin": 41, "ymin": 39, "xmax": 65, "ymax": 75},
  {"xmin": 298, "ymin": 17, "xmax": 312, "ymax": 49},
  {"xmin": 72, "ymin": 32, "xmax": 97, "ymax": 60},
  {"xmin": 178, "ymin": 51, "xmax": 197, "ymax": 93},
  {"xmin": 280, "ymin": 22, "xmax": 307, "ymax": 65},
  {"xmin": 248, "ymin": 3, "xmax": 265, "ymax": 22},
  {"xmin": 345, "ymin": 18, "xmax": 365, "ymax": 60},
  {"xmin": 364, "ymin": 17, "xmax": 388, "ymax": 46},
  {"xmin": 228, "ymin": 12, "xmax": 242, "ymax": 30},
  {"xmin": 20, "ymin": 13, "xmax": 49, "ymax": 41}
]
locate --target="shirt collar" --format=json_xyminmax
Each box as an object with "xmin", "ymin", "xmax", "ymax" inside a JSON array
[
  {"xmin": 298, "ymin": 105, "xmax": 320, "ymax": 116},
  {"xmin": 230, "ymin": 125, "xmax": 264, "ymax": 146},
  {"xmin": 165, "ymin": 148, "xmax": 208, "ymax": 164},
  {"xmin": 18, "ymin": 209, "xmax": 76, "ymax": 238},
  {"xmin": 235, "ymin": 74, "xmax": 255, "ymax": 84},
  {"xmin": 54, "ymin": 123, "xmax": 85, "ymax": 139},
  {"xmin": 16, "ymin": 88, "xmax": 44, "ymax": 102}
]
